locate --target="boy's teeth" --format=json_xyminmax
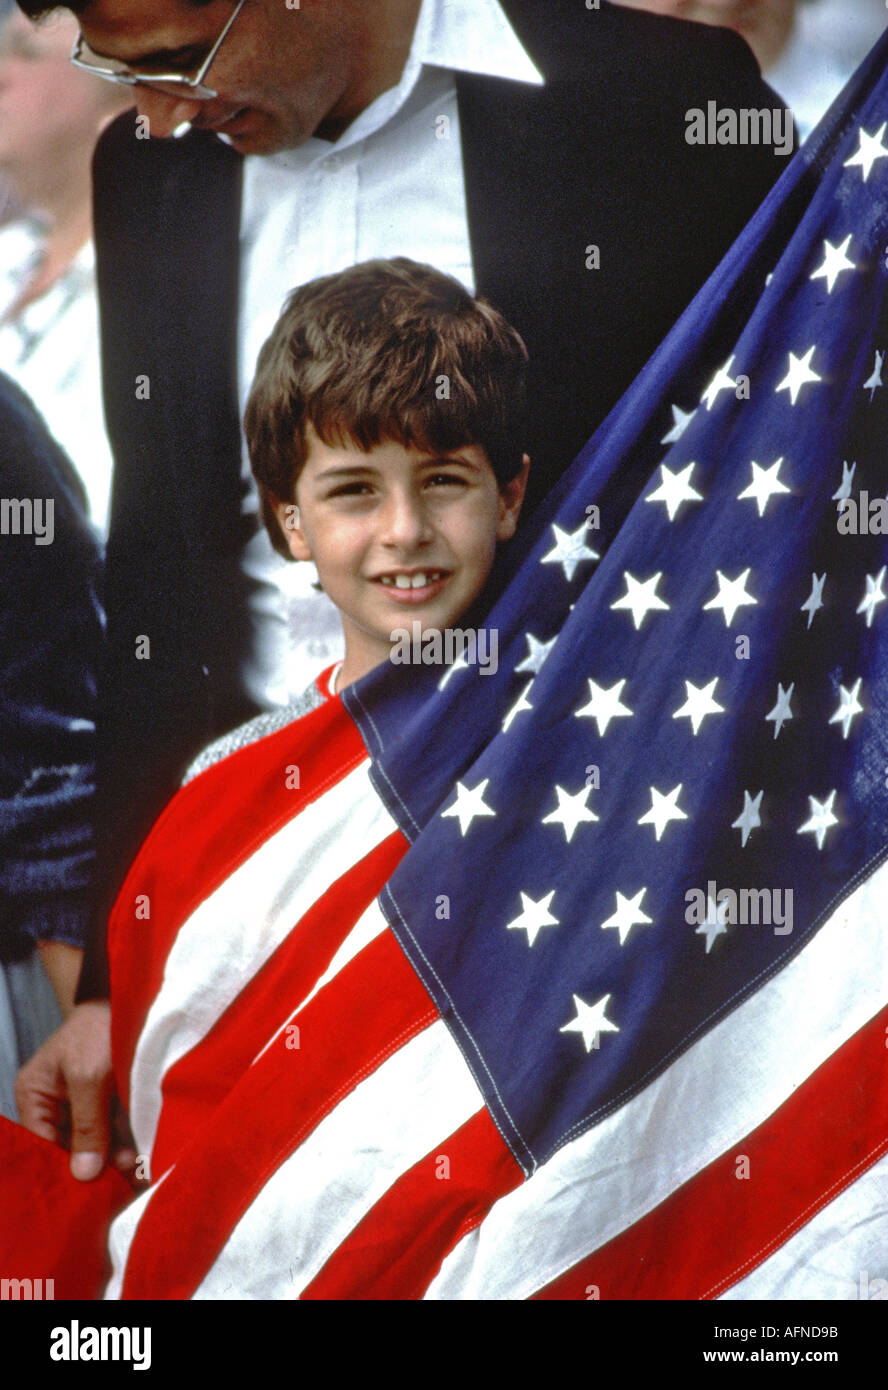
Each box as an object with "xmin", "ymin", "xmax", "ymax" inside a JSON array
[{"xmin": 385, "ymin": 572, "xmax": 442, "ymax": 589}]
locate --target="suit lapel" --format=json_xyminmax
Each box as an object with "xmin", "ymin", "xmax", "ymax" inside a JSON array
[{"xmin": 95, "ymin": 117, "xmax": 245, "ymax": 570}]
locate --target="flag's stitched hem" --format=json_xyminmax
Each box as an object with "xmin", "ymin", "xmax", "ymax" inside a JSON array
[
  {"xmin": 381, "ymin": 882, "xmax": 537, "ymax": 1177},
  {"xmin": 344, "ymin": 682, "xmax": 423, "ymax": 838},
  {"xmin": 700, "ymin": 1135, "xmax": 888, "ymax": 1301}
]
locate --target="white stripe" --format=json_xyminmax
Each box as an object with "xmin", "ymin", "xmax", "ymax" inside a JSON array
[
  {"xmin": 424, "ymin": 860, "xmax": 888, "ymax": 1299},
  {"xmin": 104, "ymin": 1171, "xmax": 169, "ymax": 1301},
  {"xmin": 719, "ymin": 1152, "xmax": 888, "ymax": 1300},
  {"xmin": 129, "ymin": 760, "xmax": 394, "ymax": 1157},
  {"xmin": 191, "ymin": 1021, "xmax": 482, "ymax": 1299}
]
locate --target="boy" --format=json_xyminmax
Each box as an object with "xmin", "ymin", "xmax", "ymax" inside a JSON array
[
  {"xmin": 101, "ymin": 259, "xmax": 531, "ymax": 1298},
  {"xmin": 187, "ymin": 255, "xmax": 529, "ymax": 773}
]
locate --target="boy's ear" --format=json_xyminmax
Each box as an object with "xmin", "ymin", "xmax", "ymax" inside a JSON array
[
  {"xmin": 496, "ymin": 454, "xmax": 530, "ymax": 541},
  {"xmin": 273, "ymin": 497, "xmax": 313, "ymax": 561}
]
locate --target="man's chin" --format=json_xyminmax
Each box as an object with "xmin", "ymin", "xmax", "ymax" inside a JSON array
[{"xmin": 215, "ymin": 114, "xmax": 307, "ymax": 157}]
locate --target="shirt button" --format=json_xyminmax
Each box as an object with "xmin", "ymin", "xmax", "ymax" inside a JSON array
[{"xmin": 325, "ymin": 154, "xmax": 343, "ymax": 174}]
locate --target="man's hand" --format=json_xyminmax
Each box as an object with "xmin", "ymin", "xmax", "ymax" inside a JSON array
[{"xmin": 14, "ymin": 1001, "xmax": 137, "ymax": 1182}]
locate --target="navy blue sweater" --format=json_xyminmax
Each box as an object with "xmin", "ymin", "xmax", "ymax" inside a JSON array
[{"xmin": 0, "ymin": 372, "xmax": 102, "ymax": 961}]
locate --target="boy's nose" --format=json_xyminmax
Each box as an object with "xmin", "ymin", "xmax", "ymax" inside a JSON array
[
  {"xmin": 132, "ymin": 88, "xmax": 204, "ymax": 139},
  {"xmin": 378, "ymin": 492, "xmax": 434, "ymax": 551}
]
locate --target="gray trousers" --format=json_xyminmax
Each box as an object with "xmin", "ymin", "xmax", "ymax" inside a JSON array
[{"xmin": 0, "ymin": 950, "xmax": 62, "ymax": 1122}]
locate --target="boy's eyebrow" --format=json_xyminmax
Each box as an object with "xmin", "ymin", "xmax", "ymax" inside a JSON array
[
  {"xmin": 315, "ymin": 454, "xmax": 483, "ymax": 480},
  {"xmin": 419, "ymin": 453, "xmax": 483, "ymax": 471},
  {"xmin": 314, "ymin": 464, "xmax": 378, "ymax": 479}
]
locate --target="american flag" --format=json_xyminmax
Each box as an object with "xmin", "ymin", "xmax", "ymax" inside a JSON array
[
  {"xmin": 342, "ymin": 29, "xmax": 888, "ymax": 1298},
  {"xmin": 3, "ymin": 31, "xmax": 888, "ymax": 1302}
]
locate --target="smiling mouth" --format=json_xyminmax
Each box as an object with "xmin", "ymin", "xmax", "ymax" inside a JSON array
[
  {"xmin": 375, "ymin": 570, "xmax": 447, "ymax": 589},
  {"xmin": 372, "ymin": 570, "xmax": 451, "ymax": 602}
]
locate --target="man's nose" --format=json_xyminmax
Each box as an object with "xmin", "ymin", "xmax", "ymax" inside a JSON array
[{"xmin": 132, "ymin": 87, "xmax": 204, "ymax": 139}]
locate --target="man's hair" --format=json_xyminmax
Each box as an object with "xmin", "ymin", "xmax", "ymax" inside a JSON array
[
  {"xmin": 16, "ymin": 1, "xmax": 217, "ymax": 16},
  {"xmin": 245, "ymin": 257, "xmax": 529, "ymax": 560}
]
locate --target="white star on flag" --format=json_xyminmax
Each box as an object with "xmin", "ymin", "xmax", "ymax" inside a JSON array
[
  {"xmin": 441, "ymin": 779, "xmax": 496, "ymax": 835},
  {"xmin": 800, "ymin": 573, "xmax": 826, "ymax": 629},
  {"xmin": 502, "ymin": 679, "xmax": 534, "ymax": 733},
  {"xmin": 696, "ymin": 893, "xmax": 731, "ymax": 954},
  {"xmin": 797, "ymin": 790, "xmax": 839, "ymax": 851},
  {"xmin": 541, "ymin": 521, "xmax": 600, "ymax": 582},
  {"xmin": 863, "ymin": 350, "xmax": 884, "ymax": 399},
  {"xmin": 737, "ymin": 457, "xmax": 790, "ymax": 516},
  {"xmin": 775, "ymin": 346, "xmax": 822, "ymax": 405},
  {"xmin": 645, "ymin": 462, "xmax": 703, "ymax": 521},
  {"xmin": 542, "ymin": 785, "xmax": 599, "ymax": 842},
  {"xmin": 831, "ymin": 461, "xmax": 856, "ymax": 500},
  {"xmin": 672, "ymin": 678, "xmax": 725, "ymax": 735},
  {"xmin": 438, "ymin": 650, "xmax": 469, "ymax": 691},
  {"xmin": 843, "ymin": 122, "xmax": 888, "ymax": 182},
  {"xmin": 809, "ymin": 234, "xmax": 856, "ymax": 293},
  {"xmin": 515, "ymin": 632, "xmax": 557, "ymax": 675},
  {"xmin": 857, "ymin": 567, "xmax": 886, "ymax": 628},
  {"xmin": 559, "ymin": 993, "xmax": 620, "ymax": 1053},
  {"xmin": 732, "ymin": 789, "xmax": 763, "ymax": 848},
  {"xmin": 701, "ymin": 356, "xmax": 737, "ymax": 410},
  {"xmin": 610, "ymin": 571, "xmax": 670, "ymax": 629},
  {"xmin": 575, "ymin": 678, "xmax": 633, "ymax": 736},
  {"xmin": 766, "ymin": 681, "xmax": 795, "ymax": 739},
  {"xmin": 661, "ymin": 403, "xmax": 696, "ymax": 443},
  {"xmin": 638, "ymin": 783, "xmax": 688, "ymax": 841},
  {"xmin": 703, "ymin": 568, "xmax": 757, "ymax": 627},
  {"xmin": 506, "ymin": 890, "xmax": 559, "ymax": 947},
  {"xmin": 829, "ymin": 678, "xmax": 864, "ymax": 740},
  {"xmin": 600, "ymin": 889, "xmax": 653, "ymax": 946}
]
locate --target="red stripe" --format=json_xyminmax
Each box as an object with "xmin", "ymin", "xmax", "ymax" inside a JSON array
[
  {"xmin": 301, "ymin": 1109, "xmax": 524, "ymax": 1300},
  {"xmin": 151, "ymin": 832, "xmax": 408, "ymax": 1175},
  {"xmin": 108, "ymin": 696, "xmax": 367, "ymax": 1107},
  {"xmin": 119, "ymin": 931, "xmax": 437, "ymax": 1299},
  {"xmin": 532, "ymin": 1003, "xmax": 888, "ymax": 1300}
]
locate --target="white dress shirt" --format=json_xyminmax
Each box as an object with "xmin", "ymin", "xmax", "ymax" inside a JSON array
[
  {"xmin": 0, "ymin": 221, "xmax": 112, "ymax": 537},
  {"xmin": 234, "ymin": 0, "xmax": 542, "ymax": 707},
  {"xmin": 766, "ymin": 0, "xmax": 887, "ymax": 143}
]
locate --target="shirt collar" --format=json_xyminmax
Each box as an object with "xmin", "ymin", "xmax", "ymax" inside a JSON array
[
  {"xmin": 416, "ymin": 0, "xmax": 543, "ymax": 86},
  {"xmin": 248, "ymin": 0, "xmax": 541, "ymax": 168}
]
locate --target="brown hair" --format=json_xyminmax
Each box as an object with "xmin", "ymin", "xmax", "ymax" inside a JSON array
[
  {"xmin": 245, "ymin": 257, "xmax": 529, "ymax": 559},
  {"xmin": 15, "ymin": 1, "xmax": 217, "ymax": 15}
]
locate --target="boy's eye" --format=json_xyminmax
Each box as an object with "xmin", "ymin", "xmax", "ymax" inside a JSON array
[
  {"xmin": 425, "ymin": 473, "xmax": 467, "ymax": 488},
  {"xmin": 327, "ymin": 481, "xmax": 372, "ymax": 498}
]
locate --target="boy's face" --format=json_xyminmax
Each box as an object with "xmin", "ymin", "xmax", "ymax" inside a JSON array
[{"xmin": 275, "ymin": 429, "xmax": 528, "ymax": 684}]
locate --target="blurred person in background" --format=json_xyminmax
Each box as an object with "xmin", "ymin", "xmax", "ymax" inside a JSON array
[
  {"xmin": 0, "ymin": 371, "xmax": 103, "ymax": 1123},
  {"xmin": 0, "ymin": 7, "xmax": 130, "ymax": 536},
  {"xmin": 0, "ymin": 0, "xmax": 20, "ymax": 221},
  {"xmin": 613, "ymin": 1, "xmax": 888, "ymax": 140},
  {"xmin": 0, "ymin": 177, "xmax": 22, "ymax": 225}
]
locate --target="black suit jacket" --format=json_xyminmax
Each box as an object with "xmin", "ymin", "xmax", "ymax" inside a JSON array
[{"xmin": 82, "ymin": 0, "xmax": 790, "ymax": 994}]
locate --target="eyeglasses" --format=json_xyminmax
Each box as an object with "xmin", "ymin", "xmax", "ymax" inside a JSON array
[{"xmin": 69, "ymin": 0, "xmax": 247, "ymax": 101}]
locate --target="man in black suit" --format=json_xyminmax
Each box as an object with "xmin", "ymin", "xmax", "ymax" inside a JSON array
[{"xmin": 14, "ymin": 0, "xmax": 790, "ymax": 1178}]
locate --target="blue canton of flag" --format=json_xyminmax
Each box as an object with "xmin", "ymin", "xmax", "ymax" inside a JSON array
[{"xmin": 345, "ymin": 32, "xmax": 888, "ymax": 1203}]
